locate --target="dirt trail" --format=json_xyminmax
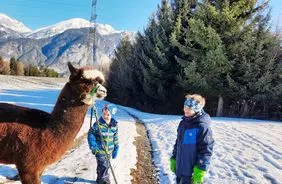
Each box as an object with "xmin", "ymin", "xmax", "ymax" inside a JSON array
[{"xmin": 130, "ymin": 121, "xmax": 158, "ymax": 184}]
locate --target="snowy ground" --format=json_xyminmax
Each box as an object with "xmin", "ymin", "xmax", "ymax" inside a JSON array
[
  {"xmin": 0, "ymin": 75, "xmax": 282, "ymax": 184},
  {"xmin": 125, "ymin": 109, "xmax": 282, "ymax": 184},
  {"xmin": 0, "ymin": 75, "xmax": 67, "ymax": 90},
  {"xmin": 0, "ymin": 75, "xmax": 137, "ymax": 184}
]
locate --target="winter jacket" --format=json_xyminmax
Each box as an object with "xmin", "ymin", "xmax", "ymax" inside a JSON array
[
  {"xmin": 87, "ymin": 117, "xmax": 119, "ymax": 155},
  {"xmin": 172, "ymin": 111, "xmax": 215, "ymax": 177}
]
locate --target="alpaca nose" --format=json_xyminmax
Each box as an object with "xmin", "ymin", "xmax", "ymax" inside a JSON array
[
  {"xmin": 97, "ymin": 87, "xmax": 107, "ymax": 96},
  {"xmin": 95, "ymin": 83, "xmax": 107, "ymax": 98}
]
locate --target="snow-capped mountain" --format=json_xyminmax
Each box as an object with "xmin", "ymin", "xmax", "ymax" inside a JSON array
[
  {"xmin": 26, "ymin": 18, "xmax": 91, "ymax": 39},
  {"xmin": 0, "ymin": 25, "xmax": 25, "ymax": 39},
  {"xmin": 0, "ymin": 13, "xmax": 31, "ymax": 33},
  {"xmin": 0, "ymin": 13, "xmax": 136, "ymax": 75},
  {"xmin": 27, "ymin": 18, "xmax": 123, "ymax": 39}
]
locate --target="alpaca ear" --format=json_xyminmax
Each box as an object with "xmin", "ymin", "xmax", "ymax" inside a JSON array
[{"xmin": 68, "ymin": 62, "xmax": 79, "ymax": 77}]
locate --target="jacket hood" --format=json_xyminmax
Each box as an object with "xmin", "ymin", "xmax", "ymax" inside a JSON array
[{"xmin": 182, "ymin": 111, "xmax": 211, "ymax": 124}]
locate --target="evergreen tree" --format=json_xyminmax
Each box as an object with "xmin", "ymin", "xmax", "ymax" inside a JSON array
[
  {"xmin": 170, "ymin": 0, "xmax": 231, "ymax": 115},
  {"xmin": 139, "ymin": 16, "xmax": 167, "ymax": 110},
  {"xmin": 10, "ymin": 57, "xmax": 17, "ymax": 75},
  {"xmin": 107, "ymin": 36, "xmax": 135, "ymax": 105},
  {"xmin": 176, "ymin": 0, "xmax": 275, "ymax": 116},
  {"xmin": 228, "ymin": 13, "xmax": 281, "ymax": 118},
  {"xmin": 137, "ymin": 0, "xmax": 183, "ymax": 112},
  {"xmin": 25, "ymin": 64, "xmax": 40, "ymax": 76},
  {"xmin": 106, "ymin": 0, "xmax": 281, "ymax": 119},
  {"xmin": 129, "ymin": 33, "xmax": 151, "ymax": 109},
  {"xmin": 24, "ymin": 64, "xmax": 59, "ymax": 77},
  {"xmin": 108, "ymin": 0, "xmax": 179, "ymax": 113},
  {"xmin": 43, "ymin": 68, "xmax": 60, "ymax": 77}
]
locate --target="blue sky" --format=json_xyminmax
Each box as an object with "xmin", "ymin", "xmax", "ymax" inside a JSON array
[{"xmin": 0, "ymin": 0, "xmax": 281, "ymax": 31}]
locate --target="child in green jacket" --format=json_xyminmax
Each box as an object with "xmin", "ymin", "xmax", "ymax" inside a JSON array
[{"xmin": 88, "ymin": 104, "xmax": 119, "ymax": 184}]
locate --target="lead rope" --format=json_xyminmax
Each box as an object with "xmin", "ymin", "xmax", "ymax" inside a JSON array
[
  {"xmin": 91, "ymin": 104, "xmax": 118, "ymax": 184},
  {"xmin": 89, "ymin": 86, "xmax": 118, "ymax": 184},
  {"xmin": 89, "ymin": 85, "xmax": 99, "ymax": 128}
]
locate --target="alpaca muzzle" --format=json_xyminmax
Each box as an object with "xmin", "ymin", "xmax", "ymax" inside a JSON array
[
  {"xmin": 82, "ymin": 83, "xmax": 107, "ymax": 105},
  {"xmin": 95, "ymin": 83, "xmax": 107, "ymax": 99}
]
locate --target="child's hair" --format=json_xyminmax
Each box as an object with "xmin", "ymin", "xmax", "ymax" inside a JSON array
[
  {"xmin": 185, "ymin": 94, "xmax": 206, "ymax": 108},
  {"xmin": 102, "ymin": 104, "xmax": 118, "ymax": 116}
]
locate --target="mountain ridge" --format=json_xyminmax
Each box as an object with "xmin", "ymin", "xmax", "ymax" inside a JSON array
[
  {"xmin": 0, "ymin": 13, "xmax": 135, "ymax": 75},
  {"xmin": 0, "ymin": 13, "xmax": 31, "ymax": 33}
]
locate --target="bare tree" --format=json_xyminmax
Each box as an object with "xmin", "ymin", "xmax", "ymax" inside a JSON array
[
  {"xmin": 16, "ymin": 61, "xmax": 25, "ymax": 76},
  {"xmin": 0, "ymin": 60, "xmax": 11, "ymax": 75}
]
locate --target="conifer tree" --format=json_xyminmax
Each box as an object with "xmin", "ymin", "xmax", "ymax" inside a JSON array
[
  {"xmin": 136, "ymin": 0, "xmax": 181, "ymax": 112},
  {"xmin": 107, "ymin": 36, "xmax": 135, "ymax": 105},
  {"xmin": 172, "ymin": 0, "xmax": 276, "ymax": 116},
  {"xmin": 25, "ymin": 64, "xmax": 40, "ymax": 76},
  {"xmin": 228, "ymin": 12, "xmax": 281, "ymax": 118},
  {"xmin": 106, "ymin": 0, "xmax": 281, "ymax": 119},
  {"xmin": 170, "ymin": 0, "xmax": 231, "ymax": 115},
  {"xmin": 10, "ymin": 57, "xmax": 17, "ymax": 75}
]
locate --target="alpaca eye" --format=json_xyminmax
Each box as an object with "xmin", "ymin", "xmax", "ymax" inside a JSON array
[
  {"xmin": 96, "ymin": 77, "xmax": 104, "ymax": 84},
  {"xmin": 85, "ymin": 80, "xmax": 92, "ymax": 85}
]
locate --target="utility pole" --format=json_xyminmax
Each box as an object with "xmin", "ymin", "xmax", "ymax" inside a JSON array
[
  {"xmin": 90, "ymin": 0, "xmax": 97, "ymax": 66},
  {"xmin": 170, "ymin": 0, "xmax": 176, "ymax": 10},
  {"xmin": 170, "ymin": 0, "xmax": 197, "ymax": 11},
  {"xmin": 89, "ymin": 1, "xmax": 118, "ymax": 183}
]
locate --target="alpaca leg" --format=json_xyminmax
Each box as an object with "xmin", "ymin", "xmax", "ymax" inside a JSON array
[{"xmin": 18, "ymin": 170, "xmax": 41, "ymax": 184}]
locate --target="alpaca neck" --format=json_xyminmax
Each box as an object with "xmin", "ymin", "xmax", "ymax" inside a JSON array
[{"xmin": 50, "ymin": 83, "xmax": 89, "ymax": 139}]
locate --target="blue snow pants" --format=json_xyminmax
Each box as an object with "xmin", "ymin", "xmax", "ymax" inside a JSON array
[
  {"xmin": 176, "ymin": 176, "xmax": 192, "ymax": 184},
  {"xmin": 96, "ymin": 154, "xmax": 110, "ymax": 184}
]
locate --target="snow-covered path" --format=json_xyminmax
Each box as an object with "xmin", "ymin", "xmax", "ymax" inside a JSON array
[
  {"xmin": 125, "ymin": 109, "xmax": 282, "ymax": 184},
  {"xmin": 42, "ymin": 118, "xmax": 137, "ymax": 184}
]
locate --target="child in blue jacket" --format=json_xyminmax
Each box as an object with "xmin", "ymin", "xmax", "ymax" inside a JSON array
[
  {"xmin": 170, "ymin": 94, "xmax": 215, "ymax": 184},
  {"xmin": 87, "ymin": 104, "xmax": 119, "ymax": 184}
]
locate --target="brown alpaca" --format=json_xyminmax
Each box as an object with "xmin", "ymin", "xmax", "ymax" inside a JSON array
[{"xmin": 0, "ymin": 62, "xmax": 107, "ymax": 184}]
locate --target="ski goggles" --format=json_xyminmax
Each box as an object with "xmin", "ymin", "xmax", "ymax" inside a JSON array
[{"xmin": 184, "ymin": 98, "xmax": 203, "ymax": 113}]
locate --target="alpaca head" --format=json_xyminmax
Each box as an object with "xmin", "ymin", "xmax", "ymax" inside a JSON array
[{"xmin": 67, "ymin": 62, "xmax": 107, "ymax": 105}]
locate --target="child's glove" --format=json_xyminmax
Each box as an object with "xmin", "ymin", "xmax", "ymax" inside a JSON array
[
  {"xmin": 112, "ymin": 146, "xmax": 119, "ymax": 159},
  {"xmin": 169, "ymin": 157, "xmax": 176, "ymax": 173},
  {"xmin": 192, "ymin": 166, "xmax": 206, "ymax": 184}
]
